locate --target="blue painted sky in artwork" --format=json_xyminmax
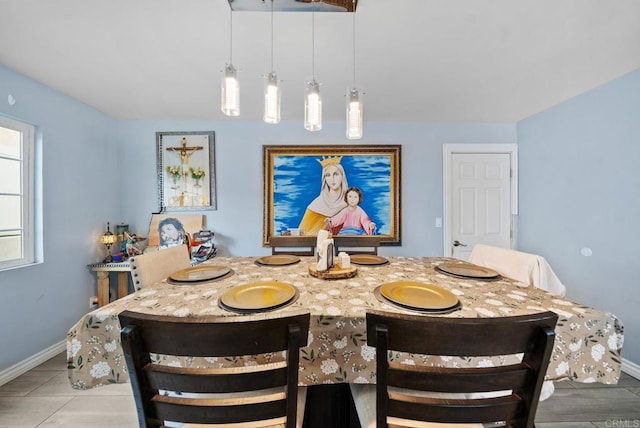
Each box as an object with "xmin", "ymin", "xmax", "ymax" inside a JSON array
[{"xmin": 273, "ymin": 155, "xmax": 391, "ymax": 235}]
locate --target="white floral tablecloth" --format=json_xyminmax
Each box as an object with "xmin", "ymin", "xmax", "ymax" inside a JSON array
[{"xmin": 67, "ymin": 257, "xmax": 623, "ymax": 390}]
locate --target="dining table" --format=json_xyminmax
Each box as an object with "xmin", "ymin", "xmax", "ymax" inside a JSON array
[{"xmin": 67, "ymin": 256, "xmax": 624, "ymax": 426}]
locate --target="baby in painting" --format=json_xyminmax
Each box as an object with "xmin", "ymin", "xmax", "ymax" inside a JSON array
[{"xmin": 326, "ymin": 187, "xmax": 376, "ymax": 235}]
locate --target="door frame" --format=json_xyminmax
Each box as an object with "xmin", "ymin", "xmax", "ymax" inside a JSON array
[{"xmin": 442, "ymin": 143, "xmax": 518, "ymax": 256}]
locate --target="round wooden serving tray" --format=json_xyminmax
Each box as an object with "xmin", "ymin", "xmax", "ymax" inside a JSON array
[{"xmin": 308, "ymin": 264, "xmax": 358, "ymax": 280}]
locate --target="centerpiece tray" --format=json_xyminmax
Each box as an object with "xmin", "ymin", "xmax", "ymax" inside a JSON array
[{"xmin": 308, "ymin": 264, "xmax": 358, "ymax": 279}]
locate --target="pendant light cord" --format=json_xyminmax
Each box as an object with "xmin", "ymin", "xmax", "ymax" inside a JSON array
[
  {"xmin": 312, "ymin": 1, "xmax": 315, "ymax": 79},
  {"xmin": 229, "ymin": 8, "xmax": 233, "ymax": 64},
  {"xmin": 352, "ymin": 0, "xmax": 356, "ymax": 85},
  {"xmin": 270, "ymin": 0, "xmax": 274, "ymax": 72}
]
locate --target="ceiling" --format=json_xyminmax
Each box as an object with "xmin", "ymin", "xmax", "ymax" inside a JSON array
[{"xmin": 1, "ymin": 0, "xmax": 639, "ymax": 123}]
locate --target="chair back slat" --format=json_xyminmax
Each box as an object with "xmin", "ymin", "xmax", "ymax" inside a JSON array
[
  {"xmin": 269, "ymin": 236, "xmax": 316, "ymax": 256},
  {"xmin": 120, "ymin": 312, "xmax": 304, "ymax": 356},
  {"xmin": 146, "ymin": 366, "xmax": 288, "ymax": 393},
  {"xmin": 120, "ymin": 310, "xmax": 310, "ymax": 428},
  {"xmin": 153, "ymin": 398, "xmax": 287, "ymax": 426},
  {"xmin": 333, "ymin": 236, "xmax": 380, "ymax": 255},
  {"xmin": 388, "ymin": 365, "xmax": 530, "ymax": 393},
  {"xmin": 388, "ymin": 395, "xmax": 522, "ymax": 424},
  {"xmin": 367, "ymin": 311, "xmax": 556, "ymax": 355},
  {"xmin": 367, "ymin": 310, "xmax": 557, "ymax": 428}
]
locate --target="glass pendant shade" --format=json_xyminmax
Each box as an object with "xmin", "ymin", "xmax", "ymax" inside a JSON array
[
  {"xmin": 263, "ymin": 72, "xmax": 281, "ymax": 124},
  {"xmin": 221, "ymin": 63, "xmax": 240, "ymax": 116},
  {"xmin": 346, "ymin": 87, "xmax": 363, "ymax": 139},
  {"xmin": 304, "ymin": 80, "xmax": 322, "ymax": 131}
]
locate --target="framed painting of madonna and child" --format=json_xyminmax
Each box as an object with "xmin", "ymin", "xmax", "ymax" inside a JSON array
[{"xmin": 263, "ymin": 145, "xmax": 401, "ymax": 246}]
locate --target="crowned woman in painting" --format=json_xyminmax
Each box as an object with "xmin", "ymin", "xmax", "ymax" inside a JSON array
[{"xmin": 298, "ymin": 156, "xmax": 349, "ymax": 235}]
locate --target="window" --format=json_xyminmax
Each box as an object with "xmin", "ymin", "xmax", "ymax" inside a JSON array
[{"xmin": 0, "ymin": 116, "xmax": 35, "ymax": 270}]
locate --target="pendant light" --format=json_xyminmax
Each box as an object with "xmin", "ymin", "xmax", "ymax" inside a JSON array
[
  {"xmin": 263, "ymin": 0, "xmax": 281, "ymax": 124},
  {"xmin": 221, "ymin": 8, "xmax": 239, "ymax": 116},
  {"xmin": 304, "ymin": 1, "xmax": 322, "ymax": 132},
  {"xmin": 346, "ymin": 0, "xmax": 363, "ymax": 139}
]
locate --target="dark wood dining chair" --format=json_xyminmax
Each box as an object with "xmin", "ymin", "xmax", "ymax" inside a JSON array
[
  {"xmin": 354, "ymin": 310, "xmax": 557, "ymax": 428},
  {"xmin": 270, "ymin": 236, "xmax": 316, "ymax": 256},
  {"xmin": 333, "ymin": 236, "xmax": 380, "ymax": 255},
  {"xmin": 119, "ymin": 310, "xmax": 310, "ymax": 428}
]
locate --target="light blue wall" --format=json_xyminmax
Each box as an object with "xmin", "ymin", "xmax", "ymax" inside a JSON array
[
  {"xmin": 517, "ymin": 69, "xmax": 640, "ymax": 364},
  {"xmin": 0, "ymin": 65, "xmax": 121, "ymax": 370},
  {"xmin": 118, "ymin": 121, "xmax": 516, "ymax": 257},
  {"xmin": 0, "ymin": 63, "xmax": 515, "ymax": 372},
  {"xmin": 13, "ymin": 60, "xmax": 639, "ymax": 373}
]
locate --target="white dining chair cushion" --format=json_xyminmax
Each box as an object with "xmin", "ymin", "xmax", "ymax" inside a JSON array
[
  {"xmin": 468, "ymin": 244, "xmax": 566, "ymax": 296},
  {"xmin": 129, "ymin": 244, "xmax": 191, "ymax": 289}
]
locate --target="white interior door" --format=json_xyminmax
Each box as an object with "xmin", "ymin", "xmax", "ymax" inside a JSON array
[{"xmin": 443, "ymin": 145, "xmax": 517, "ymax": 260}]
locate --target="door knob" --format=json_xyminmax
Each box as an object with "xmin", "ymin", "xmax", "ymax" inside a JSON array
[{"xmin": 452, "ymin": 240, "xmax": 467, "ymax": 247}]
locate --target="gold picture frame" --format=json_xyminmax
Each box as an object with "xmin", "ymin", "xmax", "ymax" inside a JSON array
[{"xmin": 263, "ymin": 145, "xmax": 401, "ymax": 246}]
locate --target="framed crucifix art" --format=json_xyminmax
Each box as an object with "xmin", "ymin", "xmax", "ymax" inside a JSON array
[
  {"xmin": 156, "ymin": 131, "xmax": 217, "ymax": 212},
  {"xmin": 263, "ymin": 145, "xmax": 401, "ymax": 246}
]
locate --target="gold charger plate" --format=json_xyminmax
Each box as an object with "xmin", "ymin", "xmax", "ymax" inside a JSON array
[
  {"xmin": 436, "ymin": 262, "xmax": 499, "ymax": 279},
  {"xmin": 349, "ymin": 254, "xmax": 389, "ymax": 266},
  {"xmin": 255, "ymin": 255, "xmax": 301, "ymax": 266},
  {"xmin": 219, "ymin": 281, "xmax": 297, "ymax": 311},
  {"xmin": 373, "ymin": 286, "xmax": 462, "ymax": 314},
  {"xmin": 379, "ymin": 281, "xmax": 459, "ymax": 310},
  {"xmin": 169, "ymin": 265, "xmax": 231, "ymax": 282}
]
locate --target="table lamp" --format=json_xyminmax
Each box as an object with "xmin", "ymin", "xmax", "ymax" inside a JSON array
[{"xmin": 100, "ymin": 222, "xmax": 117, "ymax": 263}]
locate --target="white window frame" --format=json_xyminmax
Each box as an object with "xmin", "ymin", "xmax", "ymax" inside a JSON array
[{"xmin": 0, "ymin": 115, "xmax": 35, "ymax": 270}]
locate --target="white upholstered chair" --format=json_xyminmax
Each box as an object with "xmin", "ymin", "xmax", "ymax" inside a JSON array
[
  {"xmin": 469, "ymin": 244, "xmax": 567, "ymax": 297},
  {"xmin": 129, "ymin": 244, "xmax": 191, "ymax": 290},
  {"xmin": 467, "ymin": 244, "xmax": 564, "ymax": 404}
]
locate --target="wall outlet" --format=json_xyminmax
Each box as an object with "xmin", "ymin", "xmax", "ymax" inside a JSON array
[{"xmin": 89, "ymin": 296, "xmax": 99, "ymax": 309}]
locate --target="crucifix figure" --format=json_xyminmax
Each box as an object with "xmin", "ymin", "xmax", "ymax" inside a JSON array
[
  {"xmin": 165, "ymin": 137, "xmax": 205, "ymax": 207},
  {"xmin": 166, "ymin": 137, "xmax": 203, "ymax": 166}
]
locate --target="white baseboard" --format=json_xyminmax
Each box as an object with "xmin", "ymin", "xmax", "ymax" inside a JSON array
[
  {"xmin": 623, "ymin": 358, "xmax": 640, "ymax": 380},
  {"xmin": 0, "ymin": 340, "xmax": 66, "ymax": 387}
]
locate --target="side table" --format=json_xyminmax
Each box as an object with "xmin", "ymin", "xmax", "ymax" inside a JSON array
[{"xmin": 88, "ymin": 262, "xmax": 132, "ymax": 307}]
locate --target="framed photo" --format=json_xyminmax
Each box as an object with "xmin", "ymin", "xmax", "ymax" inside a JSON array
[
  {"xmin": 263, "ymin": 145, "xmax": 401, "ymax": 245},
  {"xmin": 156, "ymin": 131, "xmax": 216, "ymax": 211},
  {"xmin": 146, "ymin": 213, "xmax": 205, "ymax": 248}
]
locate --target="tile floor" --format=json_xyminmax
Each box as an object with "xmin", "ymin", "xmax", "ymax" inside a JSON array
[{"xmin": 1, "ymin": 352, "xmax": 640, "ymax": 427}]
